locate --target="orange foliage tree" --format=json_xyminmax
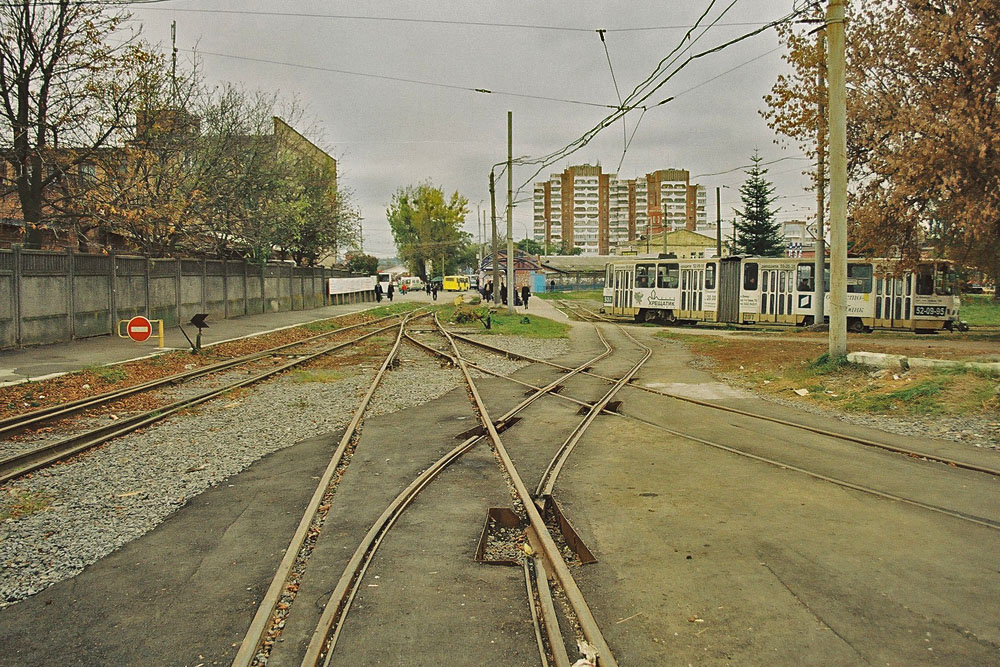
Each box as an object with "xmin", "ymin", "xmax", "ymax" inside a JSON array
[{"xmin": 764, "ymin": 1, "xmax": 1000, "ymax": 294}]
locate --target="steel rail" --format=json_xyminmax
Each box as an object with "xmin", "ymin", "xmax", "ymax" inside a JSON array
[
  {"xmin": 230, "ymin": 312, "xmax": 420, "ymax": 667},
  {"xmin": 0, "ymin": 318, "xmax": 419, "ymax": 485},
  {"xmin": 620, "ymin": 410, "xmax": 1000, "ymax": 531},
  {"xmin": 0, "ymin": 310, "xmax": 409, "ymax": 438},
  {"xmin": 303, "ymin": 434, "xmax": 481, "ymax": 667},
  {"xmin": 536, "ymin": 325, "xmax": 651, "ymax": 498},
  {"xmin": 403, "ymin": 332, "xmax": 595, "ymax": 410},
  {"xmin": 435, "ymin": 316, "xmax": 619, "ymax": 667},
  {"xmin": 447, "ymin": 344, "xmax": 1000, "ymax": 531},
  {"xmin": 523, "ymin": 560, "xmax": 553, "ymax": 667},
  {"xmin": 303, "ymin": 326, "xmax": 615, "ymax": 666},
  {"xmin": 453, "ymin": 332, "xmax": 1000, "ymax": 478}
]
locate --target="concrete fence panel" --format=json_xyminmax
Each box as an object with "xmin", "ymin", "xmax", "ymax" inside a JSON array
[
  {"xmin": 0, "ymin": 246, "xmax": 373, "ymax": 350},
  {"xmin": 179, "ymin": 259, "xmax": 205, "ymax": 322},
  {"xmin": 205, "ymin": 260, "xmax": 226, "ymax": 322},
  {"xmin": 246, "ymin": 263, "xmax": 264, "ymax": 314},
  {"xmin": 263, "ymin": 264, "xmax": 282, "ymax": 312},
  {"xmin": 0, "ymin": 250, "xmax": 16, "ymax": 348},
  {"xmin": 19, "ymin": 251, "xmax": 70, "ymax": 345},
  {"xmin": 73, "ymin": 254, "xmax": 112, "ymax": 338},
  {"xmin": 114, "ymin": 256, "xmax": 148, "ymax": 325},
  {"xmin": 225, "ymin": 260, "xmax": 245, "ymax": 317},
  {"xmin": 149, "ymin": 259, "xmax": 179, "ymax": 327}
]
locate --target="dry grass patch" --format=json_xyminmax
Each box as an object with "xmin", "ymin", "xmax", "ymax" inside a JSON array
[
  {"xmin": 658, "ymin": 331, "xmax": 1000, "ymax": 418},
  {"xmin": 0, "ymin": 489, "xmax": 54, "ymax": 522}
]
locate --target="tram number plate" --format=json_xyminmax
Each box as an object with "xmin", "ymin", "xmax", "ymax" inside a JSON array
[{"xmin": 914, "ymin": 305, "xmax": 946, "ymax": 317}]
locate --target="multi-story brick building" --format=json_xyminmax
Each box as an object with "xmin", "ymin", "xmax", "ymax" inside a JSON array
[{"xmin": 533, "ymin": 165, "xmax": 707, "ymax": 255}]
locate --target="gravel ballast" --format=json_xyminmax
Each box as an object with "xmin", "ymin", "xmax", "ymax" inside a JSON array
[{"xmin": 0, "ymin": 333, "xmax": 566, "ymax": 608}]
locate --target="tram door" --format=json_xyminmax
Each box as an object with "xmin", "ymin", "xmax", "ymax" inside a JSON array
[
  {"xmin": 680, "ymin": 268, "xmax": 703, "ymax": 313},
  {"xmin": 613, "ymin": 267, "xmax": 633, "ymax": 314},
  {"xmin": 874, "ymin": 274, "xmax": 912, "ymax": 328},
  {"xmin": 759, "ymin": 268, "xmax": 794, "ymax": 322}
]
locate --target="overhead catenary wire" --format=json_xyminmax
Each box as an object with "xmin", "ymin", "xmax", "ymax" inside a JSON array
[
  {"xmin": 176, "ymin": 48, "xmax": 617, "ymax": 110},
  {"xmin": 131, "ymin": 6, "xmax": 790, "ymax": 34},
  {"xmin": 512, "ymin": 4, "xmax": 812, "ymax": 195}
]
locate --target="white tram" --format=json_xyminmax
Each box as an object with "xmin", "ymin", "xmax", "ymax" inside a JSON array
[{"xmin": 602, "ymin": 256, "xmax": 961, "ymax": 332}]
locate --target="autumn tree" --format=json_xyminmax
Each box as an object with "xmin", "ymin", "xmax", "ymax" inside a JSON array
[
  {"xmin": 0, "ymin": 0, "xmax": 150, "ymax": 246},
  {"xmin": 765, "ymin": 1, "xmax": 1000, "ymax": 295},
  {"xmin": 75, "ymin": 52, "xmax": 207, "ymax": 255},
  {"xmin": 386, "ymin": 183, "xmax": 470, "ymax": 278},
  {"xmin": 730, "ymin": 151, "xmax": 784, "ymax": 256},
  {"xmin": 345, "ymin": 252, "xmax": 378, "ymax": 275}
]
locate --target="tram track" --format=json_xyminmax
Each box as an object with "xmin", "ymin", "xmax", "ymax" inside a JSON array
[
  {"xmin": 451, "ymin": 330, "xmax": 1000, "ymax": 478},
  {"xmin": 231, "ymin": 313, "xmax": 641, "ymax": 667},
  {"xmin": 449, "ymin": 324, "xmax": 1000, "ymax": 532},
  {"xmin": 298, "ymin": 318, "xmax": 621, "ymax": 667},
  {"xmin": 0, "ymin": 310, "xmax": 409, "ymax": 439},
  {"xmin": 0, "ymin": 311, "xmax": 425, "ymax": 485}
]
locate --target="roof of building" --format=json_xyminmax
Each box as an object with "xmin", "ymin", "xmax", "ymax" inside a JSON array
[
  {"xmin": 539, "ymin": 255, "xmax": 615, "ymax": 273},
  {"xmin": 616, "ymin": 228, "xmax": 718, "ymax": 254}
]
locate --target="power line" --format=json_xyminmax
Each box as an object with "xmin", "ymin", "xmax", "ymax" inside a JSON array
[
  {"xmin": 513, "ymin": 4, "xmax": 809, "ymax": 193},
  {"xmin": 693, "ymin": 156, "xmax": 811, "ymax": 178},
  {"xmin": 178, "ymin": 48, "xmax": 617, "ymax": 109},
  {"xmin": 133, "ymin": 7, "xmax": 783, "ymax": 34}
]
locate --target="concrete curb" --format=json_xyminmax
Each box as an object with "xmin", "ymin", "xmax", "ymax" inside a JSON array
[{"xmin": 847, "ymin": 351, "xmax": 1000, "ymax": 376}]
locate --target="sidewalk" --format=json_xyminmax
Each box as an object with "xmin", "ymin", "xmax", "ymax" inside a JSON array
[
  {"xmin": 0, "ymin": 298, "xmax": 392, "ymax": 386},
  {"xmin": 0, "ymin": 289, "xmax": 574, "ymax": 386}
]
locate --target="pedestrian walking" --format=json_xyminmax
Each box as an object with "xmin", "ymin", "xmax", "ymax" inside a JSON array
[
  {"xmin": 431, "ymin": 283, "xmax": 438, "ymax": 301},
  {"xmin": 500, "ymin": 282, "xmax": 507, "ymax": 306},
  {"xmin": 375, "ymin": 282, "xmax": 383, "ymax": 303},
  {"xmin": 387, "ymin": 282, "xmax": 394, "ymax": 302},
  {"xmin": 425, "ymin": 282, "xmax": 431, "ymax": 295},
  {"xmin": 485, "ymin": 281, "xmax": 493, "ymax": 303},
  {"xmin": 521, "ymin": 284, "xmax": 530, "ymax": 309}
]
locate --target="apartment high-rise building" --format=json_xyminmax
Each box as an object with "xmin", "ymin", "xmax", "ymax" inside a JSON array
[{"xmin": 533, "ymin": 165, "xmax": 707, "ymax": 255}]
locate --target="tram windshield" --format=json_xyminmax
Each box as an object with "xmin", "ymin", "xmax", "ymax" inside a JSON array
[{"xmin": 935, "ymin": 263, "xmax": 957, "ymax": 295}]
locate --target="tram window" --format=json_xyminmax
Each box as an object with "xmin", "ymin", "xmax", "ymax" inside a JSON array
[
  {"xmin": 935, "ymin": 264, "xmax": 956, "ymax": 295},
  {"xmin": 743, "ymin": 263, "xmax": 759, "ymax": 290},
  {"xmin": 657, "ymin": 263, "xmax": 679, "ymax": 289},
  {"xmin": 916, "ymin": 265, "xmax": 934, "ymax": 295},
  {"xmin": 635, "ymin": 263, "xmax": 654, "ymax": 288},
  {"xmin": 796, "ymin": 264, "xmax": 814, "ymax": 291},
  {"xmin": 847, "ymin": 264, "xmax": 873, "ymax": 294},
  {"xmin": 704, "ymin": 263, "xmax": 716, "ymax": 290}
]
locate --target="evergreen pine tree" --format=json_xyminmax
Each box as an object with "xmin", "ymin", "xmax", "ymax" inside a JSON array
[{"xmin": 730, "ymin": 151, "xmax": 785, "ymax": 256}]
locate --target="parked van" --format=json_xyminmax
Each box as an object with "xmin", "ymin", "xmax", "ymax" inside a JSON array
[{"xmin": 400, "ymin": 276, "xmax": 424, "ymax": 291}]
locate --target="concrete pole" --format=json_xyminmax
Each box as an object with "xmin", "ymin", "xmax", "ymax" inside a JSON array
[
  {"xmin": 506, "ymin": 111, "xmax": 515, "ymax": 315},
  {"xmin": 826, "ymin": 0, "xmax": 847, "ymax": 355},
  {"xmin": 814, "ymin": 29, "xmax": 827, "ymax": 326},
  {"xmin": 490, "ymin": 170, "xmax": 499, "ymax": 305},
  {"xmin": 716, "ymin": 187, "xmax": 722, "ymax": 257}
]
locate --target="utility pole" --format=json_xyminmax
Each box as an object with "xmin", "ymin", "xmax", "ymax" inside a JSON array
[
  {"xmin": 715, "ymin": 187, "xmax": 722, "ymax": 257},
  {"xmin": 490, "ymin": 170, "xmax": 499, "ymax": 305},
  {"xmin": 814, "ymin": 28, "xmax": 827, "ymax": 327},
  {"xmin": 170, "ymin": 21, "xmax": 178, "ymax": 101},
  {"xmin": 826, "ymin": 0, "xmax": 847, "ymax": 355},
  {"xmin": 506, "ymin": 111, "xmax": 515, "ymax": 315}
]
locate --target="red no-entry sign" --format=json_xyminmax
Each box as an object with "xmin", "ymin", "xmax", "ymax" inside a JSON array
[{"xmin": 126, "ymin": 315, "xmax": 153, "ymax": 342}]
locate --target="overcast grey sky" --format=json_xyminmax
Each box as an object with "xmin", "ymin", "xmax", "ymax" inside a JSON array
[{"xmin": 131, "ymin": 1, "xmax": 814, "ymax": 257}]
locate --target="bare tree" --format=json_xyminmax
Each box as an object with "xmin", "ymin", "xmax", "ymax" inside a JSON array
[{"xmin": 0, "ymin": 0, "xmax": 149, "ymax": 246}]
